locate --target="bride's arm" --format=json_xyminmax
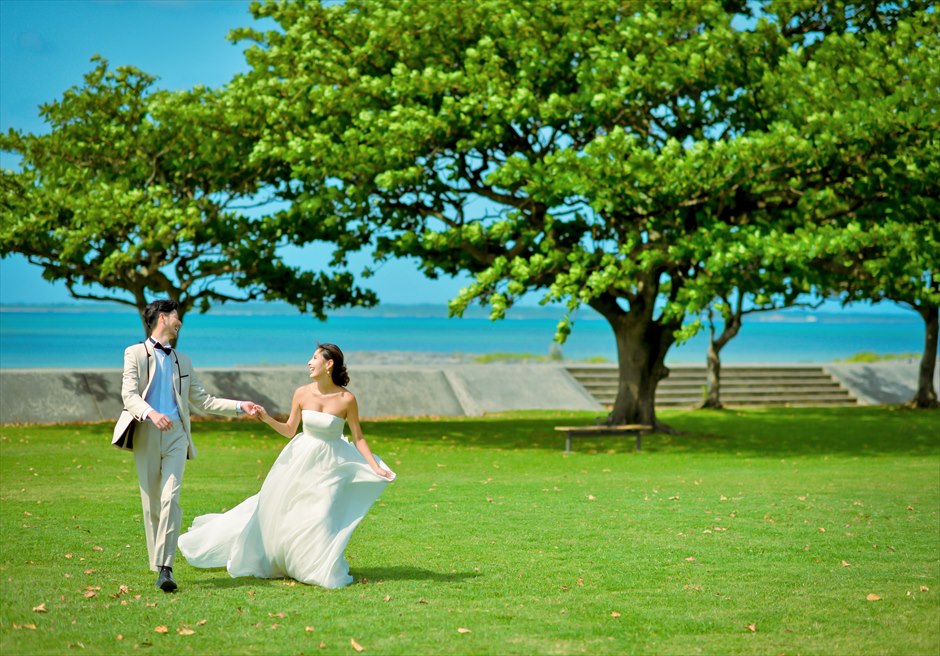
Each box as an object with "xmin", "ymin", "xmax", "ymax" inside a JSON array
[
  {"xmin": 346, "ymin": 396, "xmax": 394, "ymax": 479},
  {"xmin": 257, "ymin": 388, "xmax": 303, "ymax": 439}
]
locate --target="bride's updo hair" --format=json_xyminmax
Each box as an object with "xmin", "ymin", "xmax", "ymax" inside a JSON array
[{"xmin": 318, "ymin": 343, "xmax": 350, "ymax": 387}]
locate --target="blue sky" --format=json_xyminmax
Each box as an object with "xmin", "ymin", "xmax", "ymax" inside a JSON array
[
  {"xmin": 0, "ymin": 0, "xmax": 472, "ymax": 306},
  {"xmin": 0, "ymin": 1, "xmax": 906, "ymax": 315}
]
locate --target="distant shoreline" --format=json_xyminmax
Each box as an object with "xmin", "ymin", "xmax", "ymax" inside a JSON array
[{"xmin": 0, "ymin": 302, "xmax": 917, "ymax": 323}]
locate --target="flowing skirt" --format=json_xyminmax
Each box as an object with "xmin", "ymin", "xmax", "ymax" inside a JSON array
[{"xmin": 179, "ymin": 433, "xmax": 394, "ymax": 588}]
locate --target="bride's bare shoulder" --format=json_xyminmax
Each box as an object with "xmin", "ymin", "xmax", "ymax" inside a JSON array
[{"xmin": 292, "ymin": 385, "xmax": 314, "ymax": 399}]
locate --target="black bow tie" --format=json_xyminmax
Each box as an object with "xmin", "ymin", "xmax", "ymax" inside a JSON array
[{"xmin": 151, "ymin": 341, "xmax": 172, "ymax": 355}]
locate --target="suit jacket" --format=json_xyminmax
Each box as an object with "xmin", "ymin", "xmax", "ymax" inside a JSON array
[{"xmin": 111, "ymin": 341, "xmax": 239, "ymax": 459}]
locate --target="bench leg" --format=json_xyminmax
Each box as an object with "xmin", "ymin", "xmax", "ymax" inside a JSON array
[
  {"xmin": 635, "ymin": 432, "xmax": 641, "ymax": 452},
  {"xmin": 565, "ymin": 433, "xmax": 572, "ymax": 453}
]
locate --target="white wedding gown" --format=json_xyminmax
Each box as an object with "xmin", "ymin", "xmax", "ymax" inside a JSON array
[{"xmin": 178, "ymin": 410, "xmax": 395, "ymax": 588}]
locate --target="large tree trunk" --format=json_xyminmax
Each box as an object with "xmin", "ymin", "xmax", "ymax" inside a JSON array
[
  {"xmin": 701, "ymin": 307, "xmax": 742, "ymax": 410},
  {"xmin": 591, "ymin": 293, "xmax": 680, "ymax": 430},
  {"xmin": 909, "ymin": 303, "xmax": 938, "ymax": 409}
]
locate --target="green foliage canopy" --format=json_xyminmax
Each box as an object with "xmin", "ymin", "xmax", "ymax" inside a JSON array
[
  {"xmin": 0, "ymin": 57, "xmax": 375, "ymax": 336},
  {"xmin": 230, "ymin": 0, "xmax": 936, "ymax": 423}
]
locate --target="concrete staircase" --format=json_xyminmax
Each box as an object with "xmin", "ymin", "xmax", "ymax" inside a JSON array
[{"xmin": 566, "ymin": 364, "xmax": 859, "ymax": 408}]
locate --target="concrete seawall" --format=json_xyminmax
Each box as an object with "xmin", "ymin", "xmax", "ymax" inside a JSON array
[
  {"xmin": 0, "ymin": 361, "xmax": 932, "ymax": 425},
  {"xmin": 0, "ymin": 364, "xmax": 602, "ymax": 424}
]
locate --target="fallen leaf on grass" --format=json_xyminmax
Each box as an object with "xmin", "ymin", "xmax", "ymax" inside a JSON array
[
  {"xmin": 305, "ymin": 626, "xmax": 315, "ymax": 632},
  {"xmin": 154, "ymin": 626, "xmax": 169, "ymax": 634},
  {"xmin": 866, "ymin": 594, "xmax": 881, "ymax": 601},
  {"xmin": 197, "ymin": 619, "xmax": 208, "ymax": 626},
  {"xmin": 116, "ymin": 635, "xmax": 123, "ymax": 641},
  {"xmin": 745, "ymin": 624, "xmax": 756, "ymax": 632},
  {"xmin": 269, "ymin": 612, "xmax": 287, "ymax": 619},
  {"xmin": 83, "ymin": 591, "xmax": 97, "ymax": 598},
  {"xmin": 13, "ymin": 623, "xmax": 37, "ymax": 630},
  {"xmin": 610, "ymin": 611, "xmax": 621, "ymax": 618},
  {"xmin": 83, "ymin": 569, "xmax": 94, "ymax": 575},
  {"xmin": 32, "ymin": 602, "xmax": 47, "ymax": 613},
  {"xmin": 92, "ymin": 546, "xmax": 103, "ymax": 552},
  {"xmin": 587, "ymin": 495, "xmax": 597, "ymax": 501},
  {"xmin": 383, "ymin": 595, "xmax": 391, "ymax": 602},
  {"xmin": 457, "ymin": 627, "xmax": 471, "ymax": 634},
  {"xmin": 920, "ymin": 586, "xmax": 929, "ymax": 592},
  {"xmin": 64, "ymin": 553, "xmax": 73, "ymax": 559},
  {"xmin": 418, "ymin": 598, "xmax": 429, "ymax": 605},
  {"xmin": 351, "ymin": 638, "xmax": 365, "ymax": 652},
  {"xmin": 841, "ymin": 560, "xmax": 851, "ymax": 567},
  {"xmin": 818, "ymin": 527, "xmax": 826, "ymax": 533},
  {"xmin": 177, "ymin": 628, "xmax": 195, "ymax": 636},
  {"xmin": 685, "ymin": 557, "xmax": 696, "ymax": 562}
]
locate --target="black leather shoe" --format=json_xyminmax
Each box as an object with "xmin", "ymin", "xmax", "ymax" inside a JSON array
[{"xmin": 156, "ymin": 566, "xmax": 178, "ymax": 593}]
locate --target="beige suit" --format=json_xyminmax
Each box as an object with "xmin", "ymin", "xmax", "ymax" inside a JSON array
[{"xmin": 112, "ymin": 341, "xmax": 240, "ymax": 570}]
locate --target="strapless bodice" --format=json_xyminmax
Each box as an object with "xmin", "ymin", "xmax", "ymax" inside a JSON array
[{"xmin": 302, "ymin": 409, "xmax": 345, "ymax": 441}]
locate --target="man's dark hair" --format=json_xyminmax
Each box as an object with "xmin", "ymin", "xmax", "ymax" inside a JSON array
[{"xmin": 143, "ymin": 299, "xmax": 179, "ymax": 332}]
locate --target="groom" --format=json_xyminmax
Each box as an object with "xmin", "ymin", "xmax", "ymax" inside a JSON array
[{"xmin": 112, "ymin": 299, "xmax": 260, "ymax": 593}]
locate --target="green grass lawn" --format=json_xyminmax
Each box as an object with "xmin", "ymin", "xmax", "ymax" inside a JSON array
[{"xmin": 1, "ymin": 407, "xmax": 938, "ymax": 655}]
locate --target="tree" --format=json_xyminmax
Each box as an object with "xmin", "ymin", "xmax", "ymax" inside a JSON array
[
  {"xmin": 0, "ymin": 57, "xmax": 375, "ymax": 339},
  {"xmin": 798, "ymin": 220, "xmax": 939, "ymax": 408},
  {"xmin": 232, "ymin": 0, "xmax": 935, "ymax": 426},
  {"xmin": 695, "ymin": 291, "xmax": 823, "ymax": 409},
  {"xmin": 750, "ymin": 7, "xmax": 940, "ymax": 408}
]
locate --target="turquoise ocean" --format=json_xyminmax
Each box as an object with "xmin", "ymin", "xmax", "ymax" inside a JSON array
[{"xmin": 0, "ymin": 303, "xmax": 925, "ymax": 369}]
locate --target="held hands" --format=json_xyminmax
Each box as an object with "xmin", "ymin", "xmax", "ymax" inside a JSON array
[{"xmin": 240, "ymin": 401, "xmax": 263, "ymax": 417}]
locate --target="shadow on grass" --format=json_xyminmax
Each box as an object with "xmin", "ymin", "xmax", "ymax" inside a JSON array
[
  {"xmin": 66, "ymin": 406, "xmax": 935, "ymax": 458},
  {"xmin": 184, "ymin": 566, "xmax": 479, "ymax": 589},
  {"xmin": 355, "ymin": 406, "xmax": 939, "ymax": 457},
  {"xmin": 352, "ymin": 566, "xmax": 482, "ymax": 584}
]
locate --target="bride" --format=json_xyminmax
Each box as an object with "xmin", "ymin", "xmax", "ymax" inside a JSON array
[{"xmin": 178, "ymin": 343, "xmax": 395, "ymax": 588}]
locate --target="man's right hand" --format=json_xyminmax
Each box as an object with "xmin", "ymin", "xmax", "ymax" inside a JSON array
[{"xmin": 148, "ymin": 411, "xmax": 174, "ymax": 431}]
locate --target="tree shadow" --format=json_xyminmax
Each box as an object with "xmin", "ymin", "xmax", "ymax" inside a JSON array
[
  {"xmin": 193, "ymin": 406, "xmax": 938, "ymax": 457},
  {"xmin": 353, "ymin": 406, "xmax": 940, "ymax": 457}
]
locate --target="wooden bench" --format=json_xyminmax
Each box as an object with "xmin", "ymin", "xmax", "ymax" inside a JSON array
[{"xmin": 554, "ymin": 424, "xmax": 654, "ymax": 453}]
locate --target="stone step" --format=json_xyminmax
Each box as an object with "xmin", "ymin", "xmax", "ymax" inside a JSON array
[
  {"xmin": 567, "ymin": 364, "xmax": 860, "ymax": 407},
  {"xmin": 569, "ymin": 369, "xmax": 838, "ymax": 381},
  {"xmin": 578, "ymin": 377, "xmax": 839, "ymax": 390},
  {"xmin": 583, "ymin": 384, "xmax": 851, "ymax": 395},
  {"xmin": 594, "ymin": 391, "xmax": 856, "ymax": 403}
]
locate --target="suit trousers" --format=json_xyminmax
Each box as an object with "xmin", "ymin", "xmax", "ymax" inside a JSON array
[{"xmin": 133, "ymin": 421, "xmax": 188, "ymax": 571}]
